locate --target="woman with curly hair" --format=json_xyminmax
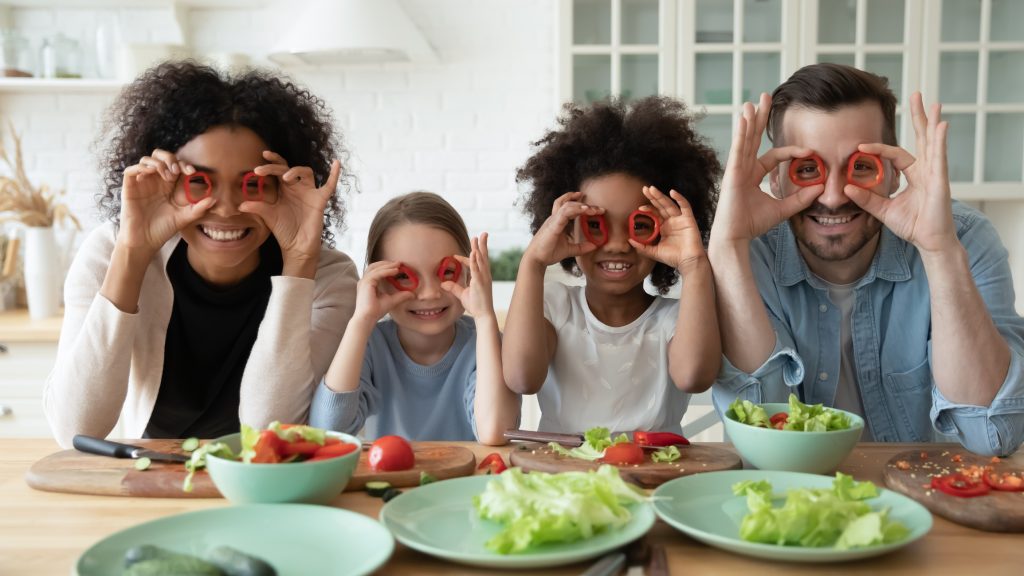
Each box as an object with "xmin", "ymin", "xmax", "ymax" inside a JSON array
[
  {"xmin": 44, "ymin": 61, "xmax": 359, "ymax": 447},
  {"xmin": 503, "ymin": 96, "xmax": 722, "ymax": 434}
]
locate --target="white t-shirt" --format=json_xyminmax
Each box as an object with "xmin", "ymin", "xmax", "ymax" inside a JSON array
[{"xmin": 537, "ymin": 282, "xmax": 690, "ymax": 434}]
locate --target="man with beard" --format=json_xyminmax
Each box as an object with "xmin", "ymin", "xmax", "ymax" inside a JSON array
[{"xmin": 708, "ymin": 63, "xmax": 1024, "ymax": 456}]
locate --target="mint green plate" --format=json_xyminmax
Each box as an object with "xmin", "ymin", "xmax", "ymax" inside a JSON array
[
  {"xmin": 380, "ymin": 475, "xmax": 655, "ymax": 569},
  {"xmin": 653, "ymin": 470, "xmax": 932, "ymax": 563},
  {"xmin": 77, "ymin": 504, "xmax": 394, "ymax": 575}
]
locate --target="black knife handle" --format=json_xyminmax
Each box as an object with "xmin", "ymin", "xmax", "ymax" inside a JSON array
[{"xmin": 72, "ymin": 435, "xmax": 141, "ymax": 458}]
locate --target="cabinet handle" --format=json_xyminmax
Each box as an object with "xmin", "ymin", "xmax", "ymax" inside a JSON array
[{"xmin": 0, "ymin": 405, "xmax": 12, "ymax": 417}]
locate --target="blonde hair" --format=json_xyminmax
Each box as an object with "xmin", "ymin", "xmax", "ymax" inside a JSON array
[{"xmin": 365, "ymin": 191, "xmax": 471, "ymax": 265}]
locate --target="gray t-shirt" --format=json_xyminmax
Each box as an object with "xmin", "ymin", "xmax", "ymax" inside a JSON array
[
  {"xmin": 823, "ymin": 280, "xmax": 874, "ymax": 441},
  {"xmin": 309, "ymin": 316, "xmax": 478, "ymax": 441}
]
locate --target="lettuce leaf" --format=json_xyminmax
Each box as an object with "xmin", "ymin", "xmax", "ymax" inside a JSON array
[
  {"xmin": 182, "ymin": 441, "xmax": 236, "ymax": 493},
  {"xmin": 547, "ymin": 427, "xmax": 629, "ymax": 461},
  {"xmin": 784, "ymin": 395, "xmax": 852, "ymax": 431},
  {"xmin": 731, "ymin": 473, "xmax": 908, "ymax": 549},
  {"xmin": 651, "ymin": 445, "xmax": 681, "ymax": 463},
  {"xmin": 727, "ymin": 399, "xmax": 770, "ymax": 428},
  {"xmin": 473, "ymin": 465, "xmax": 646, "ymax": 554}
]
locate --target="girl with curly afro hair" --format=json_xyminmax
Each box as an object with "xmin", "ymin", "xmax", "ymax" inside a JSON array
[
  {"xmin": 44, "ymin": 61, "xmax": 360, "ymax": 447},
  {"xmin": 502, "ymin": 96, "xmax": 723, "ymax": 434}
]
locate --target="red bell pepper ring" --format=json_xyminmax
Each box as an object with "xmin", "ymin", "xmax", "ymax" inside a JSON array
[
  {"xmin": 628, "ymin": 210, "xmax": 661, "ymax": 245},
  {"xmin": 930, "ymin": 473, "xmax": 991, "ymax": 498},
  {"xmin": 633, "ymin": 431, "xmax": 689, "ymax": 446},
  {"xmin": 846, "ymin": 151, "xmax": 884, "ymax": 188},
  {"xmin": 788, "ymin": 153, "xmax": 827, "ymax": 187},
  {"xmin": 477, "ymin": 452, "xmax": 508, "ymax": 475},
  {"xmin": 580, "ymin": 213, "xmax": 609, "ymax": 246},
  {"xmin": 436, "ymin": 256, "xmax": 463, "ymax": 283},
  {"xmin": 241, "ymin": 171, "xmax": 265, "ymax": 202},
  {"xmin": 182, "ymin": 171, "xmax": 213, "ymax": 204},
  {"xmin": 983, "ymin": 471, "xmax": 1024, "ymax": 491},
  {"xmin": 385, "ymin": 263, "xmax": 419, "ymax": 292}
]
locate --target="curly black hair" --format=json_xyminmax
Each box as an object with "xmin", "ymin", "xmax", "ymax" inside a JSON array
[
  {"xmin": 96, "ymin": 60, "xmax": 353, "ymax": 246},
  {"xmin": 516, "ymin": 96, "xmax": 721, "ymax": 294}
]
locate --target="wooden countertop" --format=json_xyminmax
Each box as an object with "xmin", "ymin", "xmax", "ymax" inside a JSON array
[
  {"xmin": 0, "ymin": 308, "xmax": 62, "ymax": 343},
  {"xmin": 2, "ymin": 440, "xmax": 1021, "ymax": 575}
]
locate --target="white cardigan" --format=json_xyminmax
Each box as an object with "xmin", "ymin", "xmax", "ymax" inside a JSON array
[{"xmin": 43, "ymin": 223, "xmax": 358, "ymax": 447}]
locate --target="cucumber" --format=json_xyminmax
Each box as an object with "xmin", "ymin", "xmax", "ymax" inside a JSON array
[
  {"xmin": 123, "ymin": 557, "xmax": 224, "ymax": 575},
  {"xmin": 365, "ymin": 481, "xmax": 391, "ymax": 497},
  {"xmin": 204, "ymin": 545, "xmax": 277, "ymax": 576},
  {"xmin": 382, "ymin": 487, "xmax": 403, "ymax": 502}
]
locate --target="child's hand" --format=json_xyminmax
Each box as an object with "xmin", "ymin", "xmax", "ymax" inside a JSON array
[
  {"xmin": 352, "ymin": 261, "xmax": 416, "ymax": 325},
  {"xmin": 117, "ymin": 150, "xmax": 215, "ymax": 257},
  {"xmin": 442, "ymin": 233, "xmax": 495, "ymax": 319},
  {"xmin": 240, "ymin": 152, "xmax": 341, "ymax": 277},
  {"xmin": 631, "ymin": 186, "xmax": 707, "ymax": 274},
  {"xmin": 522, "ymin": 191, "xmax": 603, "ymax": 269}
]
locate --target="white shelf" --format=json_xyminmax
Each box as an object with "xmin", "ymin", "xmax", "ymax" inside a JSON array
[{"xmin": 0, "ymin": 78, "xmax": 125, "ymax": 93}]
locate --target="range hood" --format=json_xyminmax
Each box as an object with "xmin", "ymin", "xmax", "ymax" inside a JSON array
[{"xmin": 269, "ymin": 0, "xmax": 437, "ymax": 66}]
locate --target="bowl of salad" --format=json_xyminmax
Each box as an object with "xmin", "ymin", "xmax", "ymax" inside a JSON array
[
  {"xmin": 723, "ymin": 395, "xmax": 864, "ymax": 474},
  {"xmin": 184, "ymin": 422, "xmax": 361, "ymax": 505}
]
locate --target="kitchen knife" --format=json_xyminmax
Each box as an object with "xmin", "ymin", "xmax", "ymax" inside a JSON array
[
  {"xmin": 502, "ymin": 429, "xmax": 665, "ymax": 450},
  {"xmin": 72, "ymin": 435, "xmax": 190, "ymax": 463}
]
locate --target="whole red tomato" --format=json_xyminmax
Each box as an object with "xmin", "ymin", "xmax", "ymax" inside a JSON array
[{"xmin": 368, "ymin": 435, "xmax": 415, "ymax": 472}]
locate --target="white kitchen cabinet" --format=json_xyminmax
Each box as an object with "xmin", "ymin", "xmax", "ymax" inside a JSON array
[
  {"xmin": 560, "ymin": 0, "xmax": 1024, "ymax": 202},
  {"xmin": 0, "ymin": 340, "xmax": 56, "ymax": 437}
]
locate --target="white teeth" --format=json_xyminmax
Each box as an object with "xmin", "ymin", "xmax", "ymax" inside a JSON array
[
  {"xmin": 412, "ymin": 308, "xmax": 444, "ymax": 317},
  {"xmin": 201, "ymin": 226, "xmax": 246, "ymax": 241},
  {"xmin": 600, "ymin": 262, "xmax": 631, "ymax": 271},
  {"xmin": 813, "ymin": 215, "xmax": 854, "ymax": 226}
]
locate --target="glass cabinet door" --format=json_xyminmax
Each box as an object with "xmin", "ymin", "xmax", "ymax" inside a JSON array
[{"xmin": 569, "ymin": 0, "xmax": 662, "ymax": 104}]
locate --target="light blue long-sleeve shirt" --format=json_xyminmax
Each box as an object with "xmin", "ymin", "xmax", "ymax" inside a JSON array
[
  {"xmin": 713, "ymin": 201, "xmax": 1024, "ymax": 456},
  {"xmin": 309, "ymin": 316, "xmax": 478, "ymax": 441}
]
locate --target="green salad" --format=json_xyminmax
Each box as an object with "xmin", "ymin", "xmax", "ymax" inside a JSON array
[
  {"xmin": 546, "ymin": 427, "xmax": 629, "ymax": 461},
  {"xmin": 473, "ymin": 465, "xmax": 646, "ymax": 554},
  {"xmin": 728, "ymin": 394, "xmax": 852, "ymax": 431},
  {"xmin": 732, "ymin": 473, "xmax": 909, "ymax": 549}
]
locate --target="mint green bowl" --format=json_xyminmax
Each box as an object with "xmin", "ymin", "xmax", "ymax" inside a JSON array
[
  {"xmin": 723, "ymin": 403, "xmax": 864, "ymax": 474},
  {"xmin": 205, "ymin": 431, "xmax": 361, "ymax": 505}
]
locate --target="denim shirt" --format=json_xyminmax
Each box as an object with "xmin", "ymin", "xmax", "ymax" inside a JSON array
[{"xmin": 713, "ymin": 201, "xmax": 1024, "ymax": 456}]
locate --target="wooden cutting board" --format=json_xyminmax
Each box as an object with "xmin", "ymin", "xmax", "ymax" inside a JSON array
[
  {"xmin": 25, "ymin": 439, "xmax": 476, "ymax": 498},
  {"xmin": 508, "ymin": 442, "xmax": 742, "ymax": 488},
  {"xmin": 882, "ymin": 448, "xmax": 1024, "ymax": 532}
]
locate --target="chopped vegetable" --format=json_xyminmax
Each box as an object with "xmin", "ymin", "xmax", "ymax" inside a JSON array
[
  {"xmin": 633, "ymin": 431, "xmax": 689, "ymax": 447},
  {"xmin": 133, "ymin": 457, "xmax": 152, "ymax": 471},
  {"xmin": 731, "ymin": 473, "xmax": 909, "ymax": 549},
  {"xmin": 931, "ymin": 473, "xmax": 990, "ymax": 498},
  {"xmin": 728, "ymin": 394, "xmax": 852, "ymax": 432},
  {"xmin": 419, "ymin": 472, "xmax": 437, "ymax": 486},
  {"xmin": 984, "ymin": 471, "xmax": 1024, "ymax": 492},
  {"xmin": 205, "ymin": 545, "xmax": 277, "ymax": 576},
  {"xmin": 382, "ymin": 488, "xmax": 403, "ymax": 502},
  {"xmin": 473, "ymin": 465, "xmax": 646, "ymax": 554},
  {"xmin": 366, "ymin": 481, "xmax": 392, "ymax": 497},
  {"xmin": 651, "ymin": 445, "xmax": 681, "ymax": 463},
  {"xmin": 181, "ymin": 437, "xmax": 200, "ymax": 452},
  {"xmin": 477, "ymin": 453, "xmax": 508, "ymax": 475},
  {"xmin": 602, "ymin": 442, "xmax": 645, "ymax": 465},
  {"xmin": 547, "ymin": 427, "xmax": 629, "ymax": 461},
  {"xmin": 182, "ymin": 441, "xmax": 235, "ymax": 493}
]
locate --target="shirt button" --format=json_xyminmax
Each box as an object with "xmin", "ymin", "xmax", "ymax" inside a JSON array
[
  {"xmin": 819, "ymin": 304, "xmax": 828, "ymax": 312},
  {"xmin": 819, "ymin": 372, "xmax": 829, "ymax": 381}
]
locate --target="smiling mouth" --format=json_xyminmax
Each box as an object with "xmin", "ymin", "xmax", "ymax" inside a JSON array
[
  {"xmin": 199, "ymin": 225, "xmax": 250, "ymax": 242},
  {"xmin": 808, "ymin": 214, "xmax": 858, "ymax": 226},
  {"xmin": 410, "ymin": 307, "xmax": 448, "ymax": 319},
  {"xmin": 599, "ymin": 262, "xmax": 632, "ymax": 272}
]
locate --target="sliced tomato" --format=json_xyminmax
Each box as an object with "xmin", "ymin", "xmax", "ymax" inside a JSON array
[
  {"xmin": 930, "ymin": 473, "xmax": 990, "ymax": 498},
  {"xmin": 477, "ymin": 452, "xmax": 508, "ymax": 475},
  {"xmin": 251, "ymin": 430, "xmax": 282, "ymax": 463},
  {"xmin": 983, "ymin": 471, "xmax": 1024, "ymax": 492},
  {"xmin": 602, "ymin": 442, "xmax": 645, "ymax": 466},
  {"xmin": 279, "ymin": 440, "xmax": 321, "ymax": 457},
  {"xmin": 308, "ymin": 442, "xmax": 359, "ymax": 462},
  {"xmin": 368, "ymin": 435, "xmax": 415, "ymax": 472},
  {"xmin": 633, "ymin": 431, "xmax": 690, "ymax": 446},
  {"xmin": 769, "ymin": 413, "xmax": 789, "ymax": 430}
]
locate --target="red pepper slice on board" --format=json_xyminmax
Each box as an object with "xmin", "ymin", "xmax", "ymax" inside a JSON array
[
  {"xmin": 580, "ymin": 213, "xmax": 609, "ymax": 246},
  {"xmin": 930, "ymin": 473, "xmax": 991, "ymax": 498},
  {"xmin": 385, "ymin": 264, "xmax": 420, "ymax": 292},
  {"xmin": 983, "ymin": 471, "xmax": 1024, "ymax": 492},
  {"xmin": 769, "ymin": 412, "xmax": 789, "ymax": 430},
  {"xmin": 633, "ymin": 431, "xmax": 690, "ymax": 446},
  {"xmin": 788, "ymin": 153, "xmax": 827, "ymax": 187},
  {"xmin": 182, "ymin": 171, "xmax": 213, "ymax": 204},
  {"xmin": 628, "ymin": 210, "xmax": 661, "ymax": 245},
  {"xmin": 846, "ymin": 151, "xmax": 885, "ymax": 188},
  {"xmin": 436, "ymin": 256, "xmax": 463, "ymax": 284},
  {"xmin": 602, "ymin": 442, "xmax": 645, "ymax": 465},
  {"xmin": 477, "ymin": 452, "xmax": 508, "ymax": 475}
]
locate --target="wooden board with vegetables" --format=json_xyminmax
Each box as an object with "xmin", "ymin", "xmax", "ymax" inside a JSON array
[
  {"xmin": 882, "ymin": 448, "xmax": 1024, "ymax": 532},
  {"xmin": 26, "ymin": 439, "xmax": 476, "ymax": 498}
]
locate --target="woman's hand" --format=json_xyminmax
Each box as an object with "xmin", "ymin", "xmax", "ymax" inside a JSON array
[
  {"xmin": 117, "ymin": 149, "xmax": 214, "ymax": 258},
  {"xmin": 443, "ymin": 233, "xmax": 495, "ymax": 320},
  {"xmin": 240, "ymin": 151, "xmax": 341, "ymax": 278},
  {"xmin": 521, "ymin": 191, "xmax": 603, "ymax": 270}
]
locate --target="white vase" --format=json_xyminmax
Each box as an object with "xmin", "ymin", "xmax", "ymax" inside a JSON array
[{"xmin": 23, "ymin": 226, "xmax": 61, "ymax": 320}]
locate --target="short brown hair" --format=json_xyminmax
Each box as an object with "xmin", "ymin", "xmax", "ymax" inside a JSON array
[
  {"xmin": 365, "ymin": 191, "xmax": 471, "ymax": 265},
  {"xmin": 767, "ymin": 63, "xmax": 898, "ymax": 146}
]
